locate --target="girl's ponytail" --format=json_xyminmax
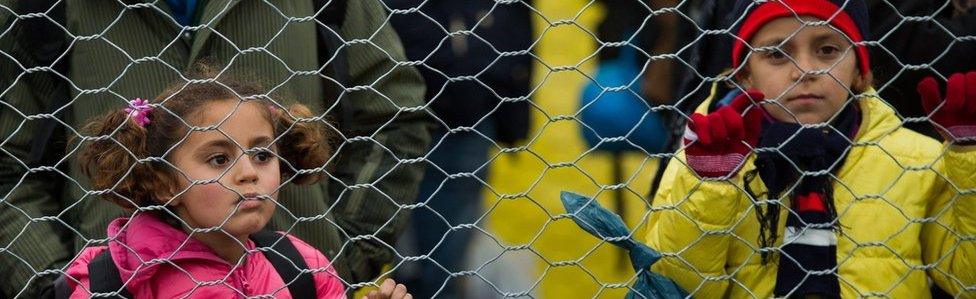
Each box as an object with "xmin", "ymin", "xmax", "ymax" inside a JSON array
[
  {"xmin": 274, "ymin": 103, "xmax": 331, "ymax": 185},
  {"xmin": 77, "ymin": 104, "xmax": 176, "ymax": 209}
]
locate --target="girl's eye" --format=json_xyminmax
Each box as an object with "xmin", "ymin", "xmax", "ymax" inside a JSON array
[
  {"xmin": 253, "ymin": 150, "xmax": 276, "ymax": 163},
  {"xmin": 208, "ymin": 154, "xmax": 230, "ymax": 167}
]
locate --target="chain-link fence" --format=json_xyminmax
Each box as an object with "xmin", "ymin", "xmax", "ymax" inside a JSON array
[{"xmin": 1, "ymin": 0, "xmax": 975, "ymax": 298}]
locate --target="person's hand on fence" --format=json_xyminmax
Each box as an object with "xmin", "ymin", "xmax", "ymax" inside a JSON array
[
  {"xmin": 917, "ymin": 71, "xmax": 976, "ymax": 145},
  {"xmin": 362, "ymin": 278, "xmax": 412, "ymax": 299},
  {"xmin": 683, "ymin": 90, "xmax": 766, "ymax": 178}
]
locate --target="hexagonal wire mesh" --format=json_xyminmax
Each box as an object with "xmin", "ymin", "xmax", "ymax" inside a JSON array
[{"xmin": 0, "ymin": 0, "xmax": 974, "ymax": 298}]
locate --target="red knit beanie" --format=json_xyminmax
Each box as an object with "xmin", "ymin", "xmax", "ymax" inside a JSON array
[{"xmin": 731, "ymin": 0, "xmax": 871, "ymax": 75}]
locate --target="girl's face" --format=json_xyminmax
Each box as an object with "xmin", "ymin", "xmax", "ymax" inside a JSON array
[
  {"xmin": 741, "ymin": 16, "xmax": 863, "ymax": 124},
  {"xmin": 167, "ymin": 99, "xmax": 279, "ymax": 240}
]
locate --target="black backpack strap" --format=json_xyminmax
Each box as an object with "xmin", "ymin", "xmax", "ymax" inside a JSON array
[
  {"xmin": 51, "ymin": 273, "xmax": 71, "ymax": 299},
  {"xmin": 87, "ymin": 250, "xmax": 133, "ymax": 298},
  {"xmin": 250, "ymin": 230, "xmax": 317, "ymax": 298}
]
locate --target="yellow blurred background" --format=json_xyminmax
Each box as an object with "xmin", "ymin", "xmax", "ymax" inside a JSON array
[
  {"xmin": 358, "ymin": 1, "xmax": 665, "ymax": 297},
  {"xmin": 477, "ymin": 0, "xmax": 662, "ymax": 297}
]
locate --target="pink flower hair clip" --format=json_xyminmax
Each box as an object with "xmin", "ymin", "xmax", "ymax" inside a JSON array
[{"xmin": 124, "ymin": 98, "xmax": 153, "ymax": 127}]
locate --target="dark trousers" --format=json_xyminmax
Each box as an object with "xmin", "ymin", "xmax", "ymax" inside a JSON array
[{"xmin": 397, "ymin": 121, "xmax": 495, "ymax": 298}]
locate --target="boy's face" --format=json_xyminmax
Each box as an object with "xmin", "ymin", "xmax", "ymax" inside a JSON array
[{"xmin": 741, "ymin": 16, "xmax": 862, "ymax": 124}]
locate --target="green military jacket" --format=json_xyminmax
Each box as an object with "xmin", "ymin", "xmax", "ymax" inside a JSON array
[{"xmin": 0, "ymin": 0, "xmax": 431, "ymax": 296}]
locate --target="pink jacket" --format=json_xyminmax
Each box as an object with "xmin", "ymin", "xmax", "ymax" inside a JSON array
[{"xmin": 63, "ymin": 213, "xmax": 345, "ymax": 298}]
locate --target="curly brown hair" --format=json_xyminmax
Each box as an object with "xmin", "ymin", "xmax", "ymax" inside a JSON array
[{"xmin": 77, "ymin": 63, "xmax": 332, "ymax": 210}]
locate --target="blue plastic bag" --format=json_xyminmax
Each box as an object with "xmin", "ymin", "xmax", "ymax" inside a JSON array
[{"xmin": 560, "ymin": 191, "xmax": 689, "ymax": 299}]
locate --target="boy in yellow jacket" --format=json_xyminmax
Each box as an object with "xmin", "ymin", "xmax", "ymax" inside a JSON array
[{"xmin": 645, "ymin": 0, "xmax": 976, "ymax": 297}]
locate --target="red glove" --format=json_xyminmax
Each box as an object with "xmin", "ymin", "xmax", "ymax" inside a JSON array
[
  {"xmin": 684, "ymin": 91, "xmax": 765, "ymax": 178},
  {"xmin": 917, "ymin": 71, "xmax": 976, "ymax": 144}
]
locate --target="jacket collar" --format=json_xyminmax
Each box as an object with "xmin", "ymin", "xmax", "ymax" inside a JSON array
[
  {"xmin": 187, "ymin": 0, "xmax": 242, "ymax": 62},
  {"xmin": 696, "ymin": 84, "xmax": 902, "ymax": 181},
  {"xmin": 848, "ymin": 89, "xmax": 902, "ymax": 143},
  {"xmin": 119, "ymin": 0, "xmax": 243, "ymax": 64},
  {"xmin": 106, "ymin": 212, "xmax": 254, "ymax": 287}
]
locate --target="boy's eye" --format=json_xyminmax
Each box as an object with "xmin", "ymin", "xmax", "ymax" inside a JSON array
[
  {"xmin": 819, "ymin": 45, "xmax": 841, "ymax": 57},
  {"xmin": 208, "ymin": 154, "xmax": 230, "ymax": 167},
  {"xmin": 759, "ymin": 48, "xmax": 788, "ymax": 61}
]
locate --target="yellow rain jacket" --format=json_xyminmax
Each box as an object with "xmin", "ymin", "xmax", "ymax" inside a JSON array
[{"xmin": 645, "ymin": 89, "xmax": 976, "ymax": 298}]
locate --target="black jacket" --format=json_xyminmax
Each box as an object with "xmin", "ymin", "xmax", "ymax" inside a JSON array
[{"xmin": 385, "ymin": 0, "xmax": 534, "ymax": 145}]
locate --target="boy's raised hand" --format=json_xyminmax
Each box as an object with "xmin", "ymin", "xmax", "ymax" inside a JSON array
[
  {"xmin": 917, "ymin": 71, "xmax": 976, "ymax": 145},
  {"xmin": 683, "ymin": 90, "xmax": 766, "ymax": 178},
  {"xmin": 362, "ymin": 278, "xmax": 412, "ymax": 299}
]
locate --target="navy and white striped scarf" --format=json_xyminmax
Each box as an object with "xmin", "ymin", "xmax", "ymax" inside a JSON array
[{"xmin": 752, "ymin": 105, "xmax": 860, "ymax": 298}]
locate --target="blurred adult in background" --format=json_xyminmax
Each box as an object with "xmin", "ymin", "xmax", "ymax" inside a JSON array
[
  {"xmin": 585, "ymin": 0, "xmax": 682, "ymax": 215},
  {"xmin": 384, "ymin": 0, "xmax": 534, "ymax": 298},
  {"xmin": 584, "ymin": 0, "xmax": 681, "ymax": 153},
  {"xmin": 595, "ymin": 0, "xmax": 681, "ymax": 107}
]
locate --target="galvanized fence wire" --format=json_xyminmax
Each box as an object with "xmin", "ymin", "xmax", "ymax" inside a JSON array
[{"xmin": 1, "ymin": 0, "xmax": 974, "ymax": 298}]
